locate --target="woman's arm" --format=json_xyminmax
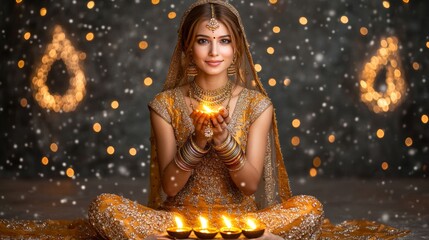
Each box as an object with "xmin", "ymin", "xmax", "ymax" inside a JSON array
[
  {"xmin": 150, "ymin": 110, "xmax": 192, "ymax": 197},
  {"xmin": 230, "ymin": 105, "xmax": 272, "ymax": 195},
  {"xmin": 211, "ymin": 105, "xmax": 273, "ymax": 195}
]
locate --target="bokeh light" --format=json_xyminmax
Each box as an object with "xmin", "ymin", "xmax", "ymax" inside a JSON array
[
  {"xmin": 111, "ymin": 100, "xmax": 119, "ymax": 109},
  {"xmin": 93, "ymin": 123, "xmax": 102, "ymax": 133},
  {"xmin": 292, "ymin": 119, "xmax": 301, "ymax": 128},
  {"xmin": 299, "ymin": 17, "xmax": 308, "ymax": 25}
]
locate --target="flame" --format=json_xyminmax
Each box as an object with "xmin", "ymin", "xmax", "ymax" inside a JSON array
[
  {"xmin": 199, "ymin": 216, "xmax": 208, "ymax": 229},
  {"xmin": 222, "ymin": 216, "xmax": 232, "ymax": 228},
  {"xmin": 202, "ymin": 104, "xmax": 216, "ymax": 114},
  {"xmin": 246, "ymin": 219, "xmax": 257, "ymax": 230},
  {"xmin": 175, "ymin": 216, "xmax": 183, "ymax": 228}
]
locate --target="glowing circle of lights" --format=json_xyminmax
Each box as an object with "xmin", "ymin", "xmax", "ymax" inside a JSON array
[
  {"xmin": 31, "ymin": 25, "xmax": 86, "ymax": 112},
  {"xmin": 359, "ymin": 36, "xmax": 406, "ymax": 113}
]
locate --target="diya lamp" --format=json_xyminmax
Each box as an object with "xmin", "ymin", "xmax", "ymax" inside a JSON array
[
  {"xmin": 193, "ymin": 216, "xmax": 219, "ymax": 239},
  {"xmin": 166, "ymin": 216, "xmax": 192, "ymax": 239},
  {"xmin": 199, "ymin": 104, "xmax": 221, "ymax": 116},
  {"xmin": 219, "ymin": 215, "xmax": 242, "ymax": 239},
  {"xmin": 241, "ymin": 218, "xmax": 265, "ymax": 239},
  {"xmin": 198, "ymin": 104, "xmax": 221, "ymax": 139}
]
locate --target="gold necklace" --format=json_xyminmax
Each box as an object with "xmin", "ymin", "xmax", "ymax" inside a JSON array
[
  {"xmin": 190, "ymin": 80, "xmax": 233, "ymax": 107},
  {"xmin": 189, "ymin": 80, "xmax": 234, "ymax": 110}
]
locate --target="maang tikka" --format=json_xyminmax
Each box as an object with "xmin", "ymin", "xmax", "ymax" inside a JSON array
[{"xmin": 206, "ymin": 4, "xmax": 220, "ymax": 32}]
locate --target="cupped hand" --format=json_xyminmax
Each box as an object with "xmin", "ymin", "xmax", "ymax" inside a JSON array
[{"xmin": 210, "ymin": 107, "xmax": 231, "ymax": 144}]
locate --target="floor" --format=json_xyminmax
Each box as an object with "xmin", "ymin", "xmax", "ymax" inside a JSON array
[{"xmin": 0, "ymin": 177, "xmax": 427, "ymax": 239}]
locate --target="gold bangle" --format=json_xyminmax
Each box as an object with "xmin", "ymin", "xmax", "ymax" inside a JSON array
[
  {"xmin": 213, "ymin": 133, "xmax": 232, "ymax": 151},
  {"xmin": 190, "ymin": 135, "xmax": 210, "ymax": 155}
]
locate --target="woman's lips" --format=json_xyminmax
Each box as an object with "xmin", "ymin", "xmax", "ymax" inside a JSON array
[{"xmin": 205, "ymin": 60, "xmax": 224, "ymax": 67}]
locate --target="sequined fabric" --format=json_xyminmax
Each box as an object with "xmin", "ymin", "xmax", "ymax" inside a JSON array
[{"xmin": 84, "ymin": 87, "xmax": 325, "ymax": 239}]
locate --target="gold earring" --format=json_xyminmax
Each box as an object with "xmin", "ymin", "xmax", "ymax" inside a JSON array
[
  {"xmin": 227, "ymin": 57, "xmax": 236, "ymax": 76},
  {"xmin": 187, "ymin": 62, "xmax": 198, "ymax": 77}
]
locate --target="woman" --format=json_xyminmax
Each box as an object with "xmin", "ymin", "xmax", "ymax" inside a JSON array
[
  {"xmin": 88, "ymin": 1, "xmax": 407, "ymax": 239},
  {"xmin": 89, "ymin": 0, "xmax": 322, "ymax": 239}
]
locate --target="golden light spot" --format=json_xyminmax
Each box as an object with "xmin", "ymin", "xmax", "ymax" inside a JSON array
[
  {"xmin": 269, "ymin": 0, "xmax": 278, "ymax": 4},
  {"xmin": 16, "ymin": 0, "xmax": 23, "ymax": 3},
  {"xmin": 20, "ymin": 98, "xmax": 28, "ymax": 107},
  {"xmin": 254, "ymin": 64, "xmax": 262, "ymax": 72},
  {"xmin": 93, "ymin": 122, "xmax": 101, "ymax": 132},
  {"xmin": 111, "ymin": 100, "xmax": 119, "ymax": 109},
  {"xmin": 107, "ymin": 146, "xmax": 115, "ymax": 155},
  {"xmin": 328, "ymin": 134, "xmax": 335, "ymax": 143},
  {"xmin": 151, "ymin": 0, "xmax": 160, "ymax": 4},
  {"xmin": 267, "ymin": 47, "xmax": 275, "ymax": 55},
  {"xmin": 66, "ymin": 168, "xmax": 75, "ymax": 178},
  {"xmin": 31, "ymin": 25, "xmax": 87, "ymax": 113},
  {"xmin": 381, "ymin": 162, "xmax": 389, "ymax": 170},
  {"xmin": 86, "ymin": 32, "xmax": 94, "ymax": 41},
  {"xmin": 299, "ymin": 17, "xmax": 308, "ymax": 25},
  {"xmin": 273, "ymin": 26, "xmax": 281, "ymax": 33},
  {"xmin": 138, "ymin": 41, "xmax": 148, "ymax": 50},
  {"xmin": 340, "ymin": 16, "xmax": 349, "ymax": 24},
  {"xmin": 309, "ymin": 168, "xmax": 317, "ymax": 177},
  {"xmin": 168, "ymin": 12, "xmax": 176, "ymax": 19},
  {"xmin": 41, "ymin": 157, "xmax": 49, "ymax": 165},
  {"xmin": 376, "ymin": 129, "xmax": 385, "ymax": 138},
  {"xmin": 291, "ymin": 136, "xmax": 300, "ymax": 146},
  {"xmin": 144, "ymin": 77, "xmax": 153, "ymax": 86},
  {"xmin": 129, "ymin": 148, "xmax": 137, "ymax": 156},
  {"xmin": 360, "ymin": 27, "xmax": 368, "ymax": 36},
  {"xmin": 422, "ymin": 114, "xmax": 428, "ymax": 124},
  {"xmin": 40, "ymin": 7, "xmax": 47, "ymax": 16},
  {"xmin": 412, "ymin": 62, "xmax": 420, "ymax": 70},
  {"xmin": 313, "ymin": 157, "xmax": 321, "ymax": 168},
  {"xmin": 24, "ymin": 32, "xmax": 31, "ymax": 40},
  {"xmin": 283, "ymin": 77, "xmax": 291, "ymax": 86},
  {"xmin": 405, "ymin": 137, "xmax": 413, "ymax": 147},
  {"xmin": 87, "ymin": 1, "xmax": 95, "ymax": 9},
  {"xmin": 402, "ymin": 0, "xmax": 409, "ymax": 3},
  {"xmin": 292, "ymin": 119, "xmax": 301, "ymax": 128},
  {"xmin": 50, "ymin": 143, "xmax": 58, "ymax": 152},
  {"xmin": 382, "ymin": 1, "xmax": 390, "ymax": 8},
  {"xmin": 268, "ymin": 78, "xmax": 276, "ymax": 86},
  {"xmin": 18, "ymin": 60, "xmax": 25, "ymax": 68},
  {"xmin": 426, "ymin": 41, "xmax": 429, "ymax": 49}
]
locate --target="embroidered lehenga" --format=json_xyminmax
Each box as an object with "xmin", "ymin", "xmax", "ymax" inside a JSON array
[{"xmin": 88, "ymin": 88, "xmax": 323, "ymax": 239}]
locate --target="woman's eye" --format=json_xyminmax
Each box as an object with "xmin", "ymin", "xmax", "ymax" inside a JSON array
[
  {"xmin": 220, "ymin": 39, "xmax": 231, "ymax": 44},
  {"xmin": 197, "ymin": 39, "xmax": 209, "ymax": 44}
]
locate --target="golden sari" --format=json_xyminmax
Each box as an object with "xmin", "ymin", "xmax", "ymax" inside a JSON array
[{"xmin": 86, "ymin": 87, "xmax": 324, "ymax": 239}]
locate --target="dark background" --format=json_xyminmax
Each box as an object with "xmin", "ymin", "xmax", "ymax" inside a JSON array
[{"xmin": 1, "ymin": 0, "xmax": 428, "ymax": 184}]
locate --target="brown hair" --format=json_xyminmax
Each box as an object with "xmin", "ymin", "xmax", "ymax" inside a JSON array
[{"xmin": 179, "ymin": 3, "xmax": 246, "ymax": 84}]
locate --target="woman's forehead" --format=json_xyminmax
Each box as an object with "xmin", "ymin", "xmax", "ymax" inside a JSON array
[{"xmin": 194, "ymin": 20, "xmax": 230, "ymax": 37}]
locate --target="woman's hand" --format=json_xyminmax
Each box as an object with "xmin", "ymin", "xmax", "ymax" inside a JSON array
[
  {"xmin": 189, "ymin": 109, "xmax": 211, "ymax": 148},
  {"xmin": 210, "ymin": 107, "xmax": 231, "ymax": 145}
]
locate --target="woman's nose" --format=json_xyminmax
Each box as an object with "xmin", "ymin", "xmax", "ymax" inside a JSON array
[{"xmin": 209, "ymin": 42, "xmax": 219, "ymax": 56}]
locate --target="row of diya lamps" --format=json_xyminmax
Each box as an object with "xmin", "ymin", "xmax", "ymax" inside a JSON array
[{"xmin": 167, "ymin": 215, "xmax": 265, "ymax": 239}]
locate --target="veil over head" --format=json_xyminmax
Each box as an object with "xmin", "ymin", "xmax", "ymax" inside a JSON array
[{"xmin": 149, "ymin": 0, "xmax": 292, "ymax": 209}]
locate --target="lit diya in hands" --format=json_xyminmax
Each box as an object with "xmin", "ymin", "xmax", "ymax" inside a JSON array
[
  {"xmin": 197, "ymin": 103, "xmax": 221, "ymax": 139},
  {"xmin": 193, "ymin": 216, "xmax": 218, "ymax": 239},
  {"xmin": 220, "ymin": 215, "xmax": 242, "ymax": 239},
  {"xmin": 241, "ymin": 218, "xmax": 265, "ymax": 239},
  {"xmin": 166, "ymin": 216, "xmax": 192, "ymax": 239}
]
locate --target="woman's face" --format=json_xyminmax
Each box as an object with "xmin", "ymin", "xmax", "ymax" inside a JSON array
[{"xmin": 191, "ymin": 20, "xmax": 234, "ymax": 78}]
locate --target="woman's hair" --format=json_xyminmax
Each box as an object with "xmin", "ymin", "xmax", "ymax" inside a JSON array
[{"xmin": 179, "ymin": 3, "xmax": 246, "ymax": 84}]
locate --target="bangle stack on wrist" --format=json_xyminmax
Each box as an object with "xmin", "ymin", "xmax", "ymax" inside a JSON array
[
  {"xmin": 213, "ymin": 133, "xmax": 246, "ymax": 172},
  {"xmin": 175, "ymin": 136, "xmax": 210, "ymax": 172}
]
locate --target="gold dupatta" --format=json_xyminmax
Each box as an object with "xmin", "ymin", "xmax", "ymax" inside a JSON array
[{"xmin": 148, "ymin": 0, "xmax": 292, "ymax": 209}]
